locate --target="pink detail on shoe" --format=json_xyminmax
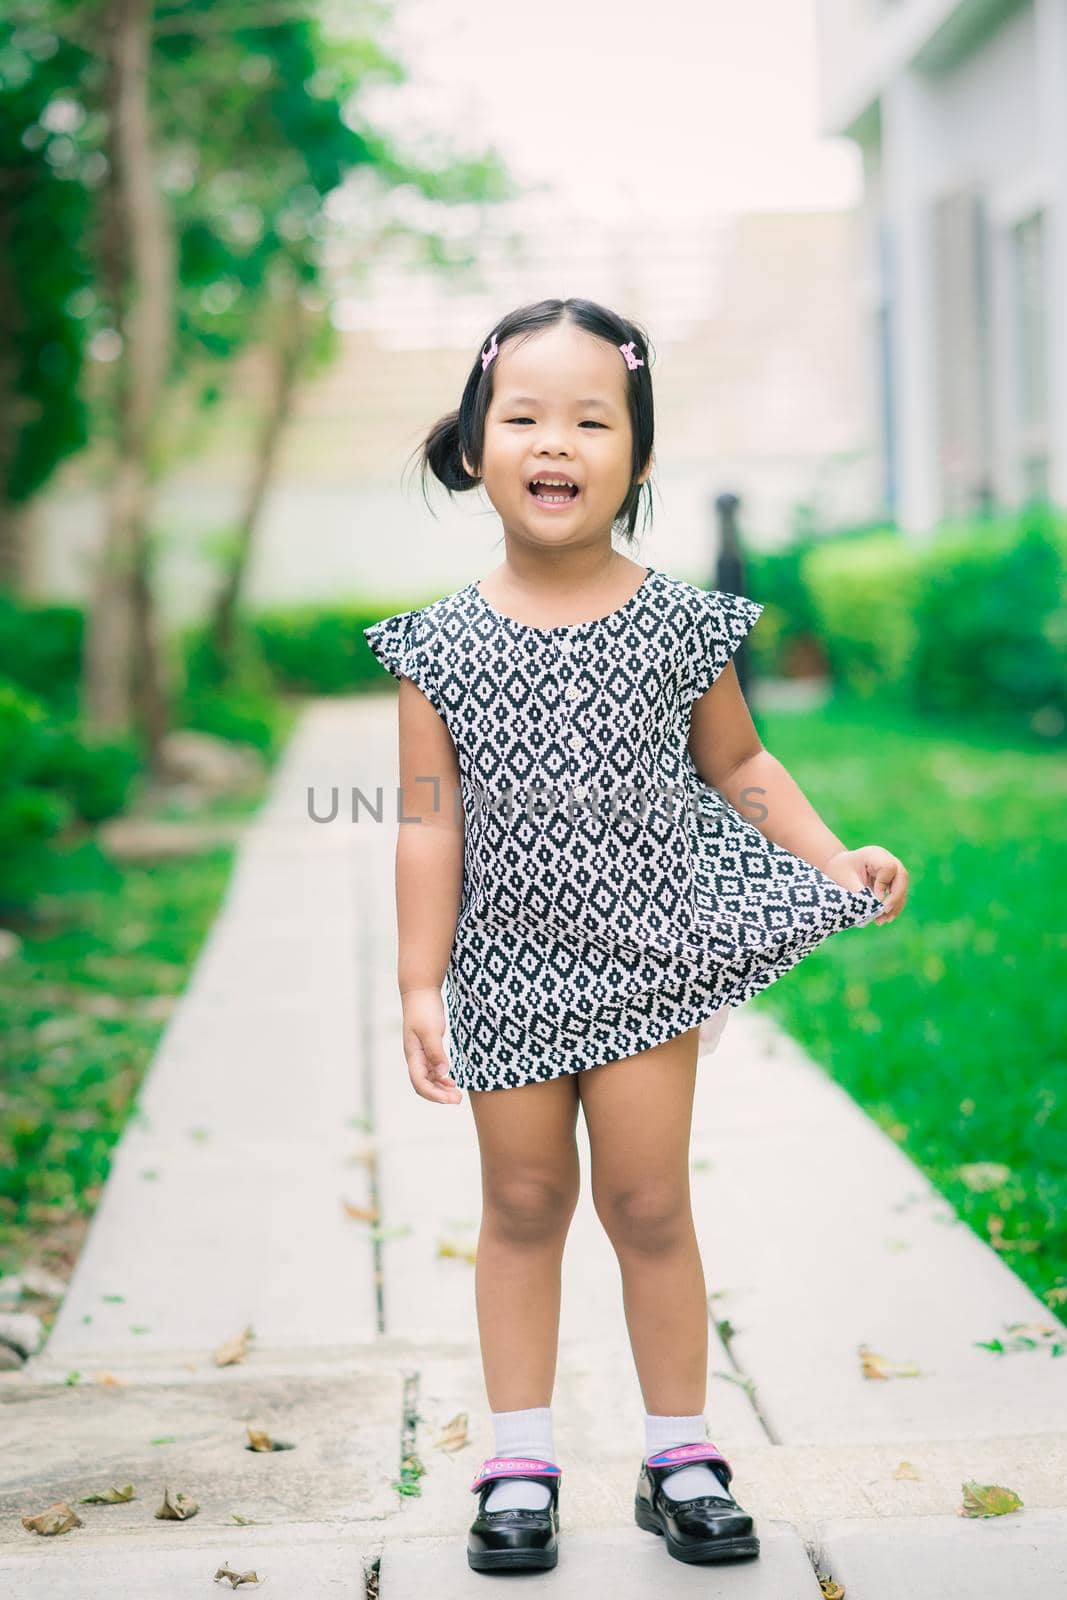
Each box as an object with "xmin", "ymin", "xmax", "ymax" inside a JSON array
[
  {"xmin": 470, "ymin": 1455, "xmax": 562, "ymax": 1492},
  {"xmin": 645, "ymin": 1442, "xmax": 730, "ymax": 1473}
]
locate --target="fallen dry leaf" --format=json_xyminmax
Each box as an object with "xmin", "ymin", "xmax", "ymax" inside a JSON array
[
  {"xmin": 432, "ymin": 1412, "xmax": 470, "ymax": 1452},
  {"xmin": 94, "ymin": 1372, "xmax": 124, "ymax": 1387},
  {"xmin": 155, "ymin": 1484, "xmax": 199, "ymax": 1520},
  {"xmin": 21, "ymin": 1501, "xmax": 83, "ymax": 1536},
  {"xmin": 893, "ymin": 1461, "xmax": 921, "ymax": 1481},
  {"xmin": 955, "ymin": 1162, "xmax": 1011, "ymax": 1192},
  {"xmin": 818, "ymin": 1577, "xmax": 845, "ymax": 1598},
  {"xmin": 245, "ymin": 1423, "xmax": 295, "ymax": 1453},
  {"xmin": 214, "ymin": 1325, "xmax": 254, "ymax": 1367},
  {"xmin": 1005, "ymin": 1321, "xmax": 1062, "ymax": 1344},
  {"xmin": 858, "ymin": 1344, "xmax": 922, "ymax": 1380},
  {"xmin": 959, "ymin": 1481, "xmax": 1023, "ymax": 1518},
  {"xmin": 986, "ymin": 1216, "xmax": 1040, "ymax": 1254},
  {"xmin": 343, "ymin": 1201, "xmax": 380, "ymax": 1223},
  {"xmin": 79, "ymin": 1484, "xmax": 136, "ymax": 1504},
  {"xmin": 213, "ymin": 1561, "xmax": 262, "ymax": 1588}
]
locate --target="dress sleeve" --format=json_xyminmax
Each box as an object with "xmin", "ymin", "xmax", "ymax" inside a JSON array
[
  {"xmin": 363, "ymin": 608, "xmax": 445, "ymax": 715},
  {"xmin": 685, "ymin": 585, "xmax": 764, "ymax": 704}
]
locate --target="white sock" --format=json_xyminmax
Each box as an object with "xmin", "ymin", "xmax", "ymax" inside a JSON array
[
  {"xmin": 644, "ymin": 1412, "xmax": 735, "ymax": 1502},
  {"xmin": 484, "ymin": 1406, "xmax": 555, "ymax": 1511}
]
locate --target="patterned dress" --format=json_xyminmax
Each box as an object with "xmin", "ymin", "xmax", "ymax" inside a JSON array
[{"xmin": 364, "ymin": 565, "xmax": 882, "ymax": 1092}]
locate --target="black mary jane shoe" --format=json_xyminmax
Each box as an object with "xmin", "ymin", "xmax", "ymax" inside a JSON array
[
  {"xmin": 467, "ymin": 1454, "xmax": 562, "ymax": 1573},
  {"xmin": 634, "ymin": 1442, "xmax": 760, "ymax": 1564}
]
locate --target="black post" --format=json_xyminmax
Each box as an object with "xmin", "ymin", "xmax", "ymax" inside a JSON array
[{"xmin": 712, "ymin": 491, "xmax": 755, "ymax": 701}]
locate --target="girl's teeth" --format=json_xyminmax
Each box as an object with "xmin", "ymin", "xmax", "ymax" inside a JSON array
[{"xmin": 530, "ymin": 481, "xmax": 579, "ymax": 503}]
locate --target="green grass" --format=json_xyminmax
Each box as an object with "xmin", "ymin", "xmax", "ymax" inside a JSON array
[
  {"xmin": 0, "ymin": 817, "xmax": 254, "ymax": 1281},
  {"xmin": 749, "ymin": 691, "xmax": 1067, "ymax": 1316}
]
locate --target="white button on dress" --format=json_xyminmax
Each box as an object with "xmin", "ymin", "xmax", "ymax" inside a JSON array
[{"xmin": 364, "ymin": 566, "xmax": 884, "ymax": 1093}]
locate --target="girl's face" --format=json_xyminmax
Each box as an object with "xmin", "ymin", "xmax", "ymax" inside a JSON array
[{"xmin": 464, "ymin": 322, "xmax": 651, "ymax": 548}]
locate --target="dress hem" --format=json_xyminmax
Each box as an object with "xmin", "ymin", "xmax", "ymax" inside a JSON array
[{"xmin": 444, "ymin": 892, "xmax": 880, "ymax": 1092}]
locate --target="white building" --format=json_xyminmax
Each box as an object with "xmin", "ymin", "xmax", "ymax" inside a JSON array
[{"xmin": 813, "ymin": 0, "xmax": 1066, "ymax": 532}]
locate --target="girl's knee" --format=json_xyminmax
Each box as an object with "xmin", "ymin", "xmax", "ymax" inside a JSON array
[
  {"xmin": 594, "ymin": 1181, "xmax": 691, "ymax": 1253},
  {"xmin": 484, "ymin": 1173, "xmax": 579, "ymax": 1244}
]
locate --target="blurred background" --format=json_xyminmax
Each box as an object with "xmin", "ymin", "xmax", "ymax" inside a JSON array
[{"xmin": 1, "ymin": 0, "xmax": 1064, "ymax": 1340}]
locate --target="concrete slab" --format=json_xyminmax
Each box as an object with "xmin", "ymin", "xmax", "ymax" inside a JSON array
[
  {"xmin": 818, "ymin": 1510, "xmax": 1067, "ymax": 1599},
  {"xmin": 135, "ymin": 997, "xmax": 362, "ymax": 1138},
  {"xmin": 0, "ymin": 1520, "xmax": 378, "ymax": 1597},
  {"xmin": 0, "ymin": 1362, "xmax": 402, "ymax": 1556},
  {"xmin": 379, "ymin": 1521, "xmax": 820, "ymax": 1597},
  {"xmin": 29, "ymin": 704, "xmax": 389, "ymax": 1366},
  {"xmin": 36, "ymin": 1128, "xmax": 379, "ymax": 1357}
]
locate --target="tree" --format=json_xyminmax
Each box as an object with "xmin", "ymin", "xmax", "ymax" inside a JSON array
[
  {"xmin": 3, "ymin": 0, "xmax": 516, "ymax": 754},
  {"xmin": 0, "ymin": 19, "xmax": 95, "ymax": 589}
]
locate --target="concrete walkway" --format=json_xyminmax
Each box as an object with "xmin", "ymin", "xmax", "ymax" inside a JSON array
[{"xmin": 2, "ymin": 696, "xmax": 1064, "ymax": 1597}]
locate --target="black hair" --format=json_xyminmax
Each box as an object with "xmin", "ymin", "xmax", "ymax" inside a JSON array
[{"xmin": 410, "ymin": 297, "xmax": 656, "ymax": 544}]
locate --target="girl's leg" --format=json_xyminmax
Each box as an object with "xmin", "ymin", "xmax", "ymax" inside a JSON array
[
  {"xmin": 578, "ymin": 1025, "xmax": 706, "ymax": 1415},
  {"xmin": 468, "ymin": 1072, "xmax": 582, "ymax": 1410}
]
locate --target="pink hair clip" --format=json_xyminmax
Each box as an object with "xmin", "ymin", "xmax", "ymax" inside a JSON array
[
  {"xmin": 619, "ymin": 340, "xmax": 644, "ymax": 371},
  {"xmin": 481, "ymin": 332, "xmax": 499, "ymax": 373}
]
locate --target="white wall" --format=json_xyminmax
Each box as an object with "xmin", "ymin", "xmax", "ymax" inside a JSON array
[{"xmin": 818, "ymin": 0, "xmax": 1065, "ymax": 529}]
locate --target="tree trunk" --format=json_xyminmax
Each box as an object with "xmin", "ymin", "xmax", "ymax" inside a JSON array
[
  {"xmin": 83, "ymin": 0, "xmax": 172, "ymax": 769},
  {"xmin": 210, "ymin": 279, "xmax": 306, "ymax": 664},
  {"xmin": 0, "ymin": 501, "xmax": 30, "ymax": 593},
  {"xmin": 0, "ymin": 176, "xmax": 26, "ymax": 592}
]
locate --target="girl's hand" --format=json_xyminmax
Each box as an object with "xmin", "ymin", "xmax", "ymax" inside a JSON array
[
  {"xmin": 401, "ymin": 986, "xmax": 464, "ymax": 1103},
  {"xmin": 824, "ymin": 845, "xmax": 908, "ymax": 926}
]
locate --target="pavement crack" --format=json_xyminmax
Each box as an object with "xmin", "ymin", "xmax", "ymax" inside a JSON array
[
  {"xmin": 709, "ymin": 1302, "xmax": 780, "ymax": 1444},
  {"xmin": 354, "ymin": 847, "xmax": 386, "ymax": 1335}
]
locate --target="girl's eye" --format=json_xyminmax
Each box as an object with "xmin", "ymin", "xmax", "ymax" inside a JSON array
[{"xmin": 504, "ymin": 418, "xmax": 606, "ymax": 428}]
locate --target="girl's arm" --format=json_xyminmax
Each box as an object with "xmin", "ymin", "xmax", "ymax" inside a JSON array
[
  {"xmin": 395, "ymin": 676, "xmax": 465, "ymax": 1101},
  {"xmin": 687, "ymin": 663, "xmax": 906, "ymax": 924}
]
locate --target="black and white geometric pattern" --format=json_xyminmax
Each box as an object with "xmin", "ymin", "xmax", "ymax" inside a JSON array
[{"xmin": 364, "ymin": 565, "xmax": 883, "ymax": 1092}]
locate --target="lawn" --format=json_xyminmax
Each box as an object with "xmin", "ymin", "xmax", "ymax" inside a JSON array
[
  {"xmin": 749, "ymin": 692, "xmax": 1067, "ymax": 1316},
  {"xmin": 0, "ymin": 824, "xmax": 249, "ymax": 1309}
]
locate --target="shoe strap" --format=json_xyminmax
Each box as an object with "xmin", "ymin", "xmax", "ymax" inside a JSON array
[
  {"xmin": 645, "ymin": 1442, "xmax": 732, "ymax": 1482},
  {"xmin": 470, "ymin": 1455, "xmax": 562, "ymax": 1493}
]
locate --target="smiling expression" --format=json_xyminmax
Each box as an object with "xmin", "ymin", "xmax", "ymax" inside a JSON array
[{"xmin": 462, "ymin": 322, "xmax": 652, "ymax": 546}]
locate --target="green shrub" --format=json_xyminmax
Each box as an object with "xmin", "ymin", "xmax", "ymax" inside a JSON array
[
  {"xmin": 176, "ymin": 620, "xmax": 291, "ymax": 755},
  {"xmin": 179, "ymin": 683, "xmax": 284, "ymax": 754},
  {"xmin": 746, "ymin": 524, "xmax": 897, "ymax": 677},
  {"xmin": 768, "ymin": 506, "xmax": 1067, "ymax": 738},
  {"xmin": 803, "ymin": 531, "xmax": 925, "ymax": 700},
  {"xmin": 30, "ymin": 722, "xmax": 141, "ymax": 823},
  {"xmin": 0, "ymin": 593, "xmax": 83, "ymax": 712},
  {"xmin": 178, "ymin": 601, "xmax": 423, "ymax": 697},
  {"xmin": 912, "ymin": 508, "xmax": 1067, "ymax": 724},
  {"xmin": 251, "ymin": 605, "xmax": 372, "ymax": 693},
  {"xmin": 0, "ymin": 679, "xmax": 73, "ymax": 911}
]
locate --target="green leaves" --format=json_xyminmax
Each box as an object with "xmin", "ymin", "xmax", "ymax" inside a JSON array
[{"xmin": 959, "ymin": 1481, "xmax": 1023, "ymax": 1518}]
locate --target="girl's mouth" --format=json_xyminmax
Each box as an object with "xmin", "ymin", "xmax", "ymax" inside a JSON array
[{"xmin": 528, "ymin": 479, "xmax": 581, "ymax": 510}]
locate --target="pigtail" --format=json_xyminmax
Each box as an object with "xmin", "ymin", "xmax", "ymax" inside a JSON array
[{"xmin": 420, "ymin": 408, "xmax": 479, "ymax": 492}]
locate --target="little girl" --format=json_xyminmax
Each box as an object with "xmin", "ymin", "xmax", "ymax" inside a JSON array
[{"xmin": 364, "ymin": 297, "xmax": 907, "ymax": 1574}]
